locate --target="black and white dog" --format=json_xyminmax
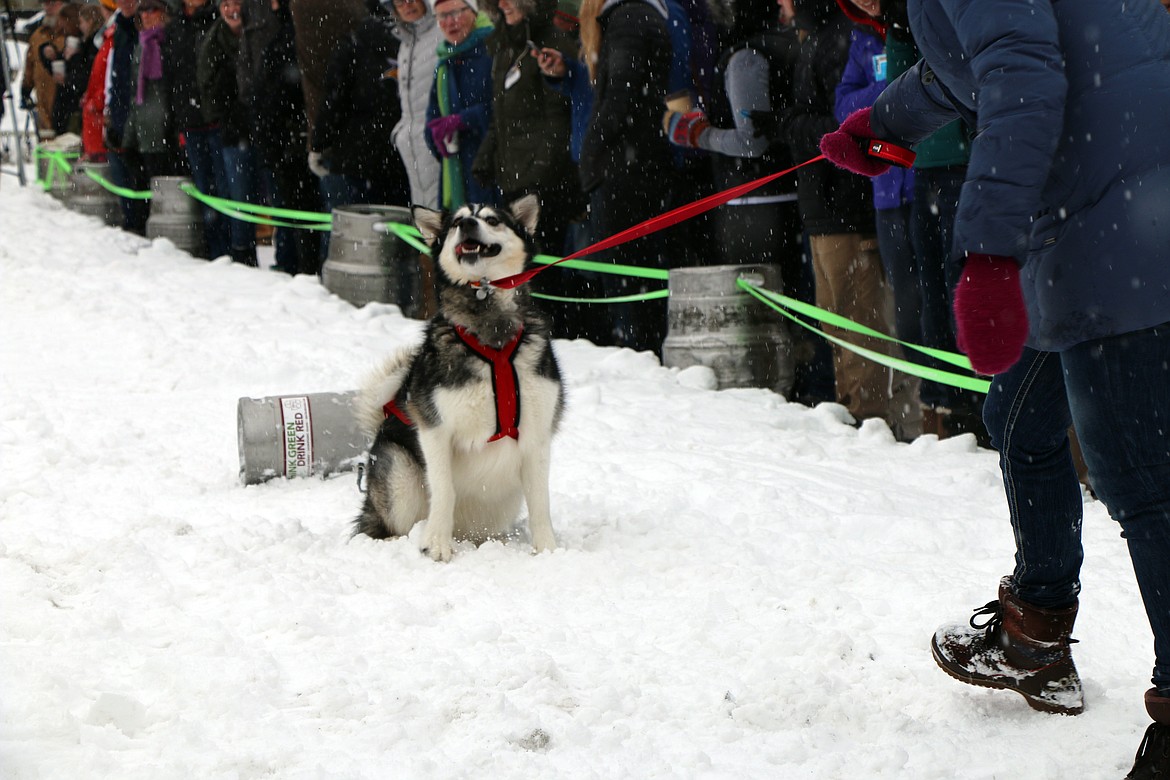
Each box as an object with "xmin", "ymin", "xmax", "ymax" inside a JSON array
[{"xmin": 353, "ymin": 195, "xmax": 565, "ymax": 561}]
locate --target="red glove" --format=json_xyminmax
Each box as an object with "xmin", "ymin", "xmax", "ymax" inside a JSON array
[
  {"xmin": 953, "ymin": 253, "xmax": 1030, "ymax": 375},
  {"xmin": 819, "ymin": 107, "xmax": 891, "ymax": 177},
  {"xmin": 665, "ymin": 110, "xmax": 710, "ymax": 148}
]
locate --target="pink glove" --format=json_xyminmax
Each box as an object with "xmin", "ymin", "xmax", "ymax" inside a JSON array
[
  {"xmin": 666, "ymin": 110, "xmax": 710, "ymax": 148},
  {"xmin": 819, "ymin": 107, "xmax": 891, "ymax": 177},
  {"xmin": 953, "ymin": 253, "xmax": 1030, "ymax": 375},
  {"xmin": 427, "ymin": 114, "xmax": 468, "ymax": 158}
]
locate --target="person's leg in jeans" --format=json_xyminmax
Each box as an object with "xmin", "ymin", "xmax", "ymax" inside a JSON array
[
  {"xmin": 182, "ymin": 128, "xmax": 230, "ymax": 260},
  {"xmin": 1061, "ymin": 323, "xmax": 1170, "ymax": 691},
  {"xmin": 317, "ymin": 173, "xmax": 354, "ymax": 262},
  {"xmin": 982, "ymin": 347, "xmax": 1084, "ymax": 607},
  {"xmin": 221, "ymin": 141, "xmax": 258, "ymax": 266}
]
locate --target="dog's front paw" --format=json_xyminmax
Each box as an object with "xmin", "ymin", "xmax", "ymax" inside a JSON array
[
  {"xmin": 530, "ymin": 529, "xmax": 557, "ymax": 554},
  {"xmin": 420, "ymin": 531, "xmax": 454, "ymax": 562}
]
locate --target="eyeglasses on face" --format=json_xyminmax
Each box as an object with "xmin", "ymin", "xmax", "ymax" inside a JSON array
[{"xmin": 436, "ymin": 6, "xmax": 472, "ymax": 21}]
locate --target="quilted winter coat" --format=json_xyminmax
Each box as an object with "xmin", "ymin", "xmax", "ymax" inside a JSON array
[{"xmin": 871, "ymin": 0, "xmax": 1170, "ymax": 351}]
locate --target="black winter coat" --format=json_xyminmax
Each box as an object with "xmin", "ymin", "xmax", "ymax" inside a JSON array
[
  {"xmin": 163, "ymin": 2, "xmax": 219, "ymax": 132},
  {"xmin": 51, "ymin": 39, "xmax": 98, "ymax": 136},
  {"xmin": 253, "ymin": 7, "xmax": 309, "ymax": 171},
  {"xmin": 577, "ymin": 0, "xmax": 673, "ymax": 196},
  {"xmin": 782, "ymin": 2, "xmax": 873, "ymax": 236},
  {"xmin": 473, "ymin": 0, "xmax": 577, "ymax": 199},
  {"xmin": 311, "ymin": 14, "xmax": 408, "ymax": 191},
  {"xmin": 197, "ymin": 20, "xmax": 251, "ymax": 145}
]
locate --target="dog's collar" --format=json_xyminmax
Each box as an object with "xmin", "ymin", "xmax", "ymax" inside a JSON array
[{"xmin": 455, "ymin": 325, "xmax": 524, "ymax": 442}]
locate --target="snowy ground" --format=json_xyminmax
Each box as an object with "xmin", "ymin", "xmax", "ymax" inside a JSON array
[{"xmin": 0, "ymin": 172, "xmax": 1155, "ymax": 778}]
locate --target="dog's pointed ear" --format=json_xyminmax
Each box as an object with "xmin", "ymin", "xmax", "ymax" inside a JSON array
[
  {"xmin": 508, "ymin": 194, "xmax": 540, "ymax": 237},
  {"xmin": 412, "ymin": 205, "xmax": 445, "ymax": 247}
]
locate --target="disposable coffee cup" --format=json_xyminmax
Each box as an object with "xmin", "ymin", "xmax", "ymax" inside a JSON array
[
  {"xmin": 65, "ymin": 36, "xmax": 81, "ymax": 53},
  {"xmin": 51, "ymin": 60, "xmax": 66, "ymax": 77}
]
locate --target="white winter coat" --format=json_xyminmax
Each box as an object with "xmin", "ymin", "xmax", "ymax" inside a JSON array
[{"xmin": 391, "ymin": 11, "xmax": 442, "ymax": 208}]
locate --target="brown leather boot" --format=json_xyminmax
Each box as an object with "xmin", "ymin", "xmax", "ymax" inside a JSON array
[
  {"xmin": 1126, "ymin": 689, "xmax": 1170, "ymax": 779},
  {"xmin": 931, "ymin": 576, "xmax": 1083, "ymax": 715}
]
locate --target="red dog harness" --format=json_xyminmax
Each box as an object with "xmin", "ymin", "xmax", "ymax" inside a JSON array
[{"xmin": 382, "ymin": 325, "xmax": 525, "ymax": 442}]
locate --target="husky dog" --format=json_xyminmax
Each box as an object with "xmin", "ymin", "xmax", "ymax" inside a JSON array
[{"xmin": 353, "ymin": 195, "xmax": 565, "ymax": 561}]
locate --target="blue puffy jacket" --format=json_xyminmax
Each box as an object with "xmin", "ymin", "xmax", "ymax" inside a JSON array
[{"xmin": 872, "ymin": 0, "xmax": 1170, "ymax": 351}]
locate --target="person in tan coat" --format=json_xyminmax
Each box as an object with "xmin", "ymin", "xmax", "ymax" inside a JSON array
[{"xmin": 21, "ymin": 0, "xmax": 69, "ymax": 137}]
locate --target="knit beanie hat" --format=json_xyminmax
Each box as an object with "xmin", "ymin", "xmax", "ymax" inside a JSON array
[{"xmin": 100, "ymin": 0, "xmax": 117, "ymax": 9}]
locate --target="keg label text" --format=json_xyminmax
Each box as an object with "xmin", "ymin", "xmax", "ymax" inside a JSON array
[{"xmin": 280, "ymin": 396, "xmax": 314, "ymax": 478}]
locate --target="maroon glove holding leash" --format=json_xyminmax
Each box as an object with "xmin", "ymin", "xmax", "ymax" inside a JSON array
[
  {"xmin": 819, "ymin": 107, "xmax": 893, "ymax": 177},
  {"xmin": 953, "ymin": 253, "xmax": 1030, "ymax": 375}
]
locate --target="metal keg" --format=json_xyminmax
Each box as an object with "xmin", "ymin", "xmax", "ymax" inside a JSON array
[
  {"xmin": 322, "ymin": 205, "xmax": 421, "ymax": 316},
  {"xmin": 37, "ymin": 150, "xmax": 74, "ymax": 201},
  {"xmin": 145, "ymin": 176, "xmax": 206, "ymax": 257},
  {"xmin": 237, "ymin": 391, "xmax": 370, "ymax": 485},
  {"xmin": 661, "ymin": 264, "xmax": 795, "ymax": 397},
  {"xmin": 66, "ymin": 162, "xmax": 121, "ymax": 226}
]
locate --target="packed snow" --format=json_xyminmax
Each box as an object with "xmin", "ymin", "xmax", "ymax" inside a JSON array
[{"xmin": 0, "ymin": 171, "xmax": 1155, "ymax": 778}]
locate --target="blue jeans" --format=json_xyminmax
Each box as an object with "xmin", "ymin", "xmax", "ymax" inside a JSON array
[
  {"xmin": 221, "ymin": 141, "xmax": 258, "ymax": 255},
  {"xmin": 984, "ymin": 324, "xmax": 1170, "ymax": 690},
  {"xmin": 182, "ymin": 128, "xmax": 230, "ymax": 260},
  {"xmin": 317, "ymin": 173, "xmax": 357, "ymax": 261}
]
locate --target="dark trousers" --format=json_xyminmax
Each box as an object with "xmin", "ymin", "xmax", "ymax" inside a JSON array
[
  {"xmin": 984, "ymin": 325, "xmax": 1170, "ymax": 690},
  {"xmin": 107, "ymin": 147, "xmax": 149, "ymax": 235}
]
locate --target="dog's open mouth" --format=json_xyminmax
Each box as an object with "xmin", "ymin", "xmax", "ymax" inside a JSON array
[{"xmin": 455, "ymin": 240, "xmax": 502, "ymax": 261}]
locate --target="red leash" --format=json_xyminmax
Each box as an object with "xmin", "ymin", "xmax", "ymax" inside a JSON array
[{"xmin": 487, "ymin": 154, "xmax": 826, "ymax": 290}]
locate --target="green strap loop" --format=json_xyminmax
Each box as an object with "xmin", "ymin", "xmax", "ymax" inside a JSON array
[
  {"xmin": 381, "ymin": 220, "xmax": 431, "ymax": 253},
  {"xmin": 533, "ymin": 254, "xmax": 671, "ymax": 281},
  {"xmin": 34, "ymin": 147, "xmax": 77, "ymax": 190},
  {"xmin": 743, "ymin": 281, "xmax": 975, "ymax": 371},
  {"xmin": 739, "ymin": 279, "xmax": 991, "ymax": 394},
  {"xmin": 84, "ymin": 168, "xmax": 153, "ymax": 200},
  {"xmin": 178, "ymin": 184, "xmax": 330, "ymax": 231},
  {"xmin": 178, "ymin": 183, "xmax": 331, "ymax": 223},
  {"xmin": 532, "ymin": 289, "xmax": 670, "ymax": 304}
]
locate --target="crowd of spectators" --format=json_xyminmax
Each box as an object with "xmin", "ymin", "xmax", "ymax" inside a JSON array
[{"xmin": 18, "ymin": 0, "xmax": 1000, "ymax": 437}]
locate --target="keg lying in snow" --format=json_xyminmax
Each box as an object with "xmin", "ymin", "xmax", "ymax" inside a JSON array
[
  {"xmin": 322, "ymin": 204, "xmax": 421, "ymax": 316},
  {"xmin": 661, "ymin": 264, "xmax": 795, "ymax": 397},
  {"xmin": 237, "ymin": 391, "xmax": 370, "ymax": 485}
]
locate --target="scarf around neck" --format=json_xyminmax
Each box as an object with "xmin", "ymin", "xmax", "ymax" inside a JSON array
[
  {"xmin": 136, "ymin": 26, "xmax": 166, "ymax": 105},
  {"xmin": 434, "ymin": 19, "xmax": 493, "ymax": 209}
]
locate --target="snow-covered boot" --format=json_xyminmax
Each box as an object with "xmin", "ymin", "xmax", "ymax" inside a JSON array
[
  {"xmin": 1126, "ymin": 688, "xmax": 1170, "ymax": 779},
  {"xmin": 931, "ymin": 576, "xmax": 1083, "ymax": 715}
]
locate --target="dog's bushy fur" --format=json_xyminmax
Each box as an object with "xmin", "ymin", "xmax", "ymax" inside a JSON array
[{"xmin": 354, "ymin": 195, "xmax": 565, "ymax": 561}]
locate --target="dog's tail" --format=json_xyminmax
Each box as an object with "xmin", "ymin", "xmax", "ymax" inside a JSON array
[{"xmin": 354, "ymin": 348, "xmax": 416, "ymax": 437}]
